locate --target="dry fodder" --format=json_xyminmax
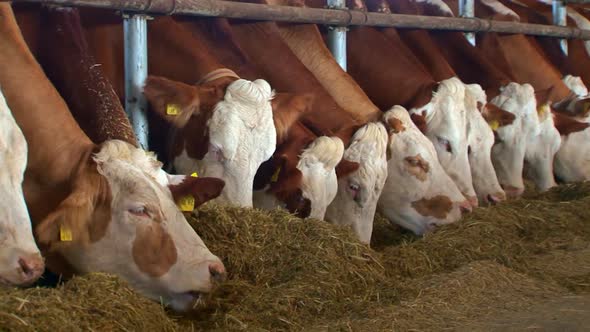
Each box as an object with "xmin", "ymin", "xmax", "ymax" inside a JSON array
[{"xmin": 0, "ymin": 273, "xmax": 179, "ymax": 332}]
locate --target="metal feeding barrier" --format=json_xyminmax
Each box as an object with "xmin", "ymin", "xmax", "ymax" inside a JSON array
[{"xmin": 7, "ymin": 0, "xmax": 590, "ymax": 148}]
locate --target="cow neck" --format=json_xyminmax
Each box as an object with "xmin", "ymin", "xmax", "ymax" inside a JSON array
[
  {"xmin": 0, "ymin": 4, "xmax": 94, "ymax": 182},
  {"xmin": 228, "ymin": 19, "xmax": 358, "ymax": 145},
  {"xmin": 347, "ymin": 25, "xmax": 437, "ymax": 110},
  {"xmin": 274, "ymin": 20, "xmax": 381, "ymax": 123},
  {"xmin": 33, "ymin": 6, "xmax": 137, "ymax": 146},
  {"xmin": 384, "ymin": 0, "xmax": 456, "ymax": 81}
]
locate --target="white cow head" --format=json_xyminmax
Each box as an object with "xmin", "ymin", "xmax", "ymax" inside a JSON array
[
  {"xmin": 36, "ymin": 140, "xmax": 226, "ymax": 311},
  {"xmin": 253, "ymin": 136, "xmax": 344, "ymax": 220},
  {"xmin": 378, "ymin": 106, "xmax": 470, "ymax": 236},
  {"xmin": 553, "ymin": 112, "xmax": 590, "ymax": 182},
  {"xmin": 463, "ymin": 84, "xmax": 506, "ymax": 204},
  {"xmin": 409, "ymin": 77, "xmax": 476, "ymax": 207},
  {"xmin": 0, "ymin": 90, "xmax": 44, "ymax": 286},
  {"xmin": 325, "ymin": 123, "xmax": 389, "ymax": 244},
  {"xmin": 523, "ymin": 104, "xmax": 561, "ymax": 192},
  {"xmin": 487, "ymin": 83, "xmax": 537, "ymax": 198},
  {"xmin": 144, "ymin": 76, "xmax": 276, "ymax": 207}
]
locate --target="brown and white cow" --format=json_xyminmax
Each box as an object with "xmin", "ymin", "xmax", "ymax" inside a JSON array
[
  {"xmin": 379, "ymin": 107, "xmax": 470, "ymax": 235},
  {"xmin": 0, "ymin": 89, "xmax": 44, "ymax": 286},
  {"xmin": 2, "ymin": 3, "xmax": 225, "ymax": 311},
  {"xmin": 80, "ymin": 12, "xmax": 277, "ymax": 207}
]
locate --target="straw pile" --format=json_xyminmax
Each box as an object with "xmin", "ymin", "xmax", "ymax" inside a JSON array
[
  {"xmin": 0, "ymin": 273, "xmax": 179, "ymax": 332},
  {"xmin": 1, "ymin": 182, "xmax": 589, "ymax": 331}
]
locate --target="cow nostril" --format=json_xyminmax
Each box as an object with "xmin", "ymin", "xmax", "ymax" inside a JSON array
[
  {"xmin": 209, "ymin": 262, "xmax": 226, "ymax": 284},
  {"xmin": 18, "ymin": 255, "xmax": 43, "ymax": 281},
  {"xmin": 459, "ymin": 201, "xmax": 472, "ymax": 214}
]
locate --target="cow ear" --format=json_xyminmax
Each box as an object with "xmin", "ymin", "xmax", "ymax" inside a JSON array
[
  {"xmin": 482, "ymin": 104, "xmax": 516, "ymax": 128},
  {"xmin": 168, "ymin": 176, "xmax": 225, "ymax": 208},
  {"xmin": 143, "ymin": 76, "xmax": 205, "ymax": 128},
  {"xmin": 553, "ymin": 111, "xmax": 590, "ymax": 136},
  {"xmin": 271, "ymin": 92, "xmax": 315, "ymax": 144},
  {"xmin": 410, "ymin": 112, "xmax": 428, "ymax": 133},
  {"xmin": 35, "ymin": 172, "xmax": 106, "ymax": 251},
  {"xmin": 335, "ymin": 159, "xmax": 360, "ymax": 178}
]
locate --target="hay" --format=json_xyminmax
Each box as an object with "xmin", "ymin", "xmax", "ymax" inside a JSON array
[
  {"xmin": 3, "ymin": 182, "xmax": 590, "ymax": 331},
  {"xmin": 0, "ymin": 273, "xmax": 179, "ymax": 332}
]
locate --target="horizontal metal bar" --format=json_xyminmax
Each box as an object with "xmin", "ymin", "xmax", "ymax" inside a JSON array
[{"xmin": 8, "ymin": 0, "xmax": 590, "ymax": 40}]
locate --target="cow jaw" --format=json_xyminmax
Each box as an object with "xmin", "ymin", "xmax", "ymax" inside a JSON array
[
  {"xmin": 59, "ymin": 141, "xmax": 223, "ymax": 311},
  {"xmin": 0, "ymin": 90, "xmax": 43, "ymax": 286},
  {"xmin": 412, "ymin": 77, "xmax": 476, "ymax": 202},
  {"xmin": 325, "ymin": 123, "xmax": 388, "ymax": 244},
  {"xmin": 297, "ymin": 136, "xmax": 344, "ymax": 220},
  {"xmin": 378, "ymin": 107, "xmax": 466, "ymax": 236},
  {"xmin": 175, "ymin": 79, "xmax": 276, "ymax": 207},
  {"xmin": 464, "ymin": 84, "xmax": 505, "ymax": 204},
  {"xmin": 489, "ymin": 83, "xmax": 537, "ymax": 196}
]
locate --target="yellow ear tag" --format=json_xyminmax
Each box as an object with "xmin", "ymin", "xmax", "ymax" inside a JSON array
[
  {"xmin": 489, "ymin": 120, "xmax": 500, "ymax": 131},
  {"xmin": 270, "ymin": 166, "xmax": 281, "ymax": 183},
  {"xmin": 537, "ymin": 104, "xmax": 549, "ymax": 117},
  {"xmin": 166, "ymin": 104, "xmax": 180, "ymax": 116},
  {"xmin": 59, "ymin": 226, "xmax": 73, "ymax": 242},
  {"xmin": 177, "ymin": 172, "xmax": 199, "ymax": 212}
]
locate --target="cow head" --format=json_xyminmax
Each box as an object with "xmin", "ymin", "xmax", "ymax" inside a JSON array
[
  {"xmin": 463, "ymin": 84, "xmax": 506, "ymax": 205},
  {"xmin": 378, "ymin": 106, "xmax": 469, "ymax": 235},
  {"xmin": 144, "ymin": 75, "xmax": 276, "ymax": 207},
  {"xmin": 410, "ymin": 77, "xmax": 476, "ymax": 207},
  {"xmin": 487, "ymin": 83, "xmax": 535, "ymax": 198},
  {"xmin": 325, "ymin": 122, "xmax": 389, "ymax": 244},
  {"xmin": 35, "ymin": 140, "xmax": 226, "ymax": 311},
  {"xmin": 523, "ymin": 104, "xmax": 560, "ymax": 192},
  {"xmin": 0, "ymin": 91, "xmax": 44, "ymax": 286},
  {"xmin": 553, "ymin": 112, "xmax": 590, "ymax": 182}
]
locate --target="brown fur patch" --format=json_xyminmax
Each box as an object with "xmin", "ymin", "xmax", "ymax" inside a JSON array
[
  {"xmin": 404, "ymin": 154, "xmax": 429, "ymax": 182},
  {"xmin": 387, "ymin": 117, "xmax": 406, "ymax": 133},
  {"xmin": 410, "ymin": 111, "xmax": 428, "ymax": 133},
  {"xmin": 168, "ymin": 176, "xmax": 225, "ymax": 208},
  {"xmin": 132, "ymin": 223, "xmax": 178, "ymax": 278},
  {"xmin": 553, "ymin": 111, "xmax": 590, "ymax": 136},
  {"xmin": 335, "ymin": 159, "xmax": 361, "ymax": 178},
  {"xmin": 411, "ymin": 195, "xmax": 453, "ymax": 219},
  {"xmin": 483, "ymin": 104, "xmax": 516, "ymax": 128}
]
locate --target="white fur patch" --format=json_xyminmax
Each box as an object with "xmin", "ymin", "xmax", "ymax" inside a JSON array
[
  {"xmin": 480, "ymin": 0, "xmax": 520, "ymax": 20},
  {"xmin": 414, "ymin": 0, "xmax": 454, "ymax": 16},
  {"xmin": 563, "ymin": 75, "xmax": 589, "ymax": 97},
  {"xmin": 325, "ymin": 123, "xmax": 389, "ymax": 243},
  {"xmin": 298, "ymin": 136, "xmax": 344, "ymax": 220}
]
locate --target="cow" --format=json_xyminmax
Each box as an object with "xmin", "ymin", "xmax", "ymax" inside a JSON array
[
  {"xmin": 379, "ymin": 106, "xmax": 470, "ymax": 235},
  {"xmin": 330, "ymin": 0, "xmax": 477, "ymax": 208},
  {"xmin": 80, "ymin": 11, "xmax": 278, "ymax": 207},
  {"xmin": 1, "ymin": 3, "xmax": 225, "ymax": 311},
  {"xmin": 364, "ymin": 0, "xmax": 505, "ymax": 205},
  {"xmin": 0, "ymin": 88, "xmax": 44, "ymax": 286}
]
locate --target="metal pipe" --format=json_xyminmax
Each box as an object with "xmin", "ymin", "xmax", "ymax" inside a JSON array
[
  {"xmin": 327, "ymin": 0, "xmax": 346, "ymax": 71},
  {"xmin": 9, "ymin": 0, "xmax": 590, "ymax": 40},
  {"xmin": 123, "ymin": 13, "xmax": 149, "ymax": 149},
  {"xmin": 459, "ymin": 0, "xmax": 475, "ymax": 45},
  {"xmin": 553, "ymin": 0, "xmax": 568, "ymax": 54}
]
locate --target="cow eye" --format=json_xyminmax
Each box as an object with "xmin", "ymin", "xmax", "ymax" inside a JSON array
[
  {"xmin": 209, "ymin": 144, "xmax": 225, "ymax": 162},
  {"xmin": 406, "ymin": 157, "xmax": 420, "ymax": 167},
  {"xmin": 128, "ymin": 205, "xmax": 150, "ymax": 218},
  {"xmin": 437, "ymin": 137, "xmax": 452, "ymax": 153}
]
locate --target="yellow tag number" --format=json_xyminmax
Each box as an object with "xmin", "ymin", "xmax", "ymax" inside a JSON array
[
  {"xmin": 166, "ymin": 104, "xmax": 180, "ymax": 115},
  {"xmin": 60, "ymin": 226, "xmax": 73, "ymax": 242},
  {"xmin": 177, "ymin": 196, "xmax": 195, "ymax": 212}
]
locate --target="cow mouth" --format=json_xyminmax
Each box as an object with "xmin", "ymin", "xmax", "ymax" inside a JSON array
[{"xmin": 168, "ymin": 290, "xmax": 209, "ymax": 311}]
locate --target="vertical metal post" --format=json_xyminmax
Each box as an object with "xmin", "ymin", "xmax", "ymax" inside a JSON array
[
  {"xmin": 327, "ymin": 0, "xmax": 347, "ymax": 71},
  {"xmin": 124, "ymin": 14, "xmax": 149, "ymax": 149},
  {"xmin": 459, "ymin": 0, "xmax": 475, "ymax": 46},
  {"xmin": 553, "ymin": 0, "xmax": 568, "ymax": 55}
]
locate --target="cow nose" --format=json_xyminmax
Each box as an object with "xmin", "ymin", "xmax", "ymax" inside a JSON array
[
  {"xmin": 208, "ymin": 262, "xmax": 226, "ymax": 284},
  {"xmin": 502, "ymin": 185, "xmax": 524, "ymax": 199},
  {"xmin": 18, "ymin": 254, "xmax": 44, "ymax": 285},
  {"xmin": 459, "ymin": 200, "xmax": 472, "ymax": 214},
  {"xmin": 487, "ymin": 191, "xmax": 506, "ymax": 204},
  {"xmin": 466, "ymin": 195, "xmax": 479, "ymax": 208}
]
